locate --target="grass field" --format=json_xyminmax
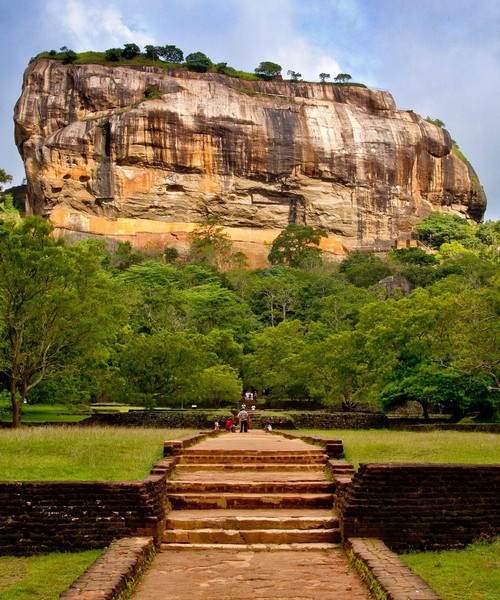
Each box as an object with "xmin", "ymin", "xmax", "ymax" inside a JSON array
[
  {"xmin": 0, "ymin": 403, "xmax": 92, "ymax": 424},
  {"xmin": 299, "ymin": 429, "xmax": 500, "ymax": 467},
  {"xmin": 0, "ymin": 550, "xmax": 103, "ymax": 600},
  {"xmin": 0, "ymin": 426, "xmax": 199, "ymax": 481},
  {"xmin": 401, "ymin": 539, "xmax": 500, "ymax": 600}
]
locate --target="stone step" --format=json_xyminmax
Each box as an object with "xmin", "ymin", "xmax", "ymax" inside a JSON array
[
  {"xmin": 168, "ymin": 492, "xmax": 334, "ymax": 509},
  {"xmin": 178, "ymin": 453, "xmax": 328, "ymax": 464},
  {"xmin": 165, "ymin": 509, "xmax": 339, "ymax": 530},
  {"xmin": 160, "ymin": 542, "xmax": 342, "ymax": 551},
  {"xmin": 177, "ymin": 463, "xmax": 326, "ymax": 471},
  {"xmin": 167, "ymin": 481, "xmax": 333, "ymax": 494},
  {"xmin": 163, "ymin": 527, "xmax": 341, "ymax": 545}
]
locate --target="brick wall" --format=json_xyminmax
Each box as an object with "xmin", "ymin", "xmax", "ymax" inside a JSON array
[
  {"xmin": 335, "ymin": 463, "xmax": 500, "ymax": 551},
  {"xmin": 0, "ymin": 475, "xmax": 168, "ymax": 556}
]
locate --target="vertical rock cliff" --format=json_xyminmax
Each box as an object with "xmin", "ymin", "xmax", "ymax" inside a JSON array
[{"xmin": 14, "ymin": 59, "xmax": 486, "ymax": 265}]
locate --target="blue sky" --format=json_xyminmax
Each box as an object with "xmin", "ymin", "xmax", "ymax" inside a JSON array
[{"xmin": 1, "ymin": 0, "xmax": 499, "ymax": 219}]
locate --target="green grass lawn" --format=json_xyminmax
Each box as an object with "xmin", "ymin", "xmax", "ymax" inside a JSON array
[
  {"xmin": 0, "ymin": 403, "xmax": 92, "ymax": 424},
  {"xmin": 0, "ymin": 426, "xmax": 199, "ymax": 481},
  {"xmin": 0, "ymin": 550, "xmax": 103, "ymax": 600},
  {"xmin": 299, "ymin": 429, "xmax": 500, "ymax": 467},
  {"xmin": 401, "ymin": 539, "xmax": 500, "ymax": 600}
]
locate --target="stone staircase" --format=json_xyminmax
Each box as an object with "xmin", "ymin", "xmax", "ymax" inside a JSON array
[{"xmin": 162, "ymin": 437, "xmax": 341, "ymax": 550}]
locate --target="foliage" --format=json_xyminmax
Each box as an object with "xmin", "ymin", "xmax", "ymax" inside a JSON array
[
  {"xmin": 0, "ymin": 218, "xmax": 127, "ymax": 427},
  {"xmin": 199, "ymin": 364, "xmax": 242, "ymax": 408},
  {"xmin": 302, "ymin": 330, "xmax": 371, "ymax": 410},
  {"xmin": 334, "ymin": 73, "xmax": 352, "ymax": 83},
  {"xmin": 104, "ymin": 47, "xmax": 122, "ymax": 62},
  {"xmin": 414, "ymin": 212, "xmax": 477, "ymax": 249},
  {"xmin": 185, "ymin": 51, "xmax": 212, "ymax": 72},
  {"xmin": 244, "ymin": 320, "xmax": 309, "ymax": 405},
  {"xmin": 0, "ymin": 193, "xmax": 19, "ymax": 219},
  {"xmin": 1, "ymin": 198, "xmax": 498, "ymax": 419},
  {"xmin": 319, "ymin": 73, "xmax": 330, "ymax": 83},
  {"xmin": 188, "ymin": 214, "xmax": 234, "ymax": 269},
  {"xmin": 0, "ymin": 168, "xmax": 12, "ymax": 190},
  {"xmin": 157, "ymin": 44, "xmax": 184, "ymax": 63},
  {"xmin": 339, "ymin": 252, "xmax": 392, "ymax": 287},
  {"xmin": 425, "ymin": 116, "xmax": 446, "ymax": 128},
  {"xmin": 118, "ymin": 330, "xmax": 217, "ymax": 408},
  {"xmin": 122, "ymin": 43, "xmax": 140, "ymax": 59},
  {"xmin": 268, "ymin": 223, "xmax": 327, "ymax": 268},
  {"xmin": 287, "ymin": 70, "xmax": 302, "ymax": 81},
  {"xmin": 254, "ymin": 61, "xmax": 282, "ymax": 79}
]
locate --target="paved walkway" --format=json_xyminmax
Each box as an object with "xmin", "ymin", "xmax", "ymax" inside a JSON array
[{"xmin": 132, "ymin": 430, "xmax": 371, "ymax": 599}]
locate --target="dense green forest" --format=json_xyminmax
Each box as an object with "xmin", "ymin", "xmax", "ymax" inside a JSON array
[{"xmin": 0, "ymin": 205, "xmax": 498, "ymax": 427}]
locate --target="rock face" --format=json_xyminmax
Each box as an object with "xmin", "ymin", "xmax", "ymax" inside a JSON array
[{"xmin": 14, "ymin": 59, "xmax": 486, "ymax": 265}]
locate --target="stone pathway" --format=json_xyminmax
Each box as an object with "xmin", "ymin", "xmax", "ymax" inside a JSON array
[{"xmin": 132, "ymin": 430, "xmax": 370, "ymax": 599}]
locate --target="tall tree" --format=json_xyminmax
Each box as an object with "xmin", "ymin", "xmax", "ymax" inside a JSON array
[
  {"xmin": 157, "ymin": 45, "xmax": 184, "ymax": 63},
  {"xmin": 254, "ymin": 61, "xmax": 282, "ymax": 80},
  {"xmin": 268, "ymin": 224, "xmax": 327, "ymax": 268},
  {"xmin": 188, "ymin": 215, "xmax": 233, "ymax": 269},
  {"xmin": 185, "ymin": 51, "xmax": 212, "ymax": 72},
  {"xmin": 334, "ymin": 73, "xmax": 352, "ymax": 83},
  {"xmin": 0, "ymin": 168, "xmax": 12, "ymax": 191},
  {"xmin": 0, "ymin": 218, "xmax": 123, "ymax": 427},
  {"xmin": 119, "ymin": 331, "xmax": 216, "ymax": 408}
]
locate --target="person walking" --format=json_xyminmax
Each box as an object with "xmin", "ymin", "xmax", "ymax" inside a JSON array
[{"xmin": 237, "ymin": 407, "xmax": 249, "ymax": 432}]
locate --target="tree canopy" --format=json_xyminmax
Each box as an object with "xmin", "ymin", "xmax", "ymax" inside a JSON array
[
  {"xmin": 0, "ymin": 217, "xmax": 125, "ymax": 427},
  {"xmin": 254, "ymin": 61, "xmax": 282, "ymax": 79},
  {"xmin": 268, "ymin": 224, "xmax": 328, "ymax": 268},
  {"xmin": 0, "ymin": 206, "xmax": 498, "ymax": 425}
]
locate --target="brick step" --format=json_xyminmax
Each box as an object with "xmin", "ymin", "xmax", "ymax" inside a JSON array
[
  {"xmin": 328, "ymin": 461, "xmax": 356, "ymax": 476},
  {"xmin": 168, "ymin": 492, "xmax": 334, "ymax": 509},
  {"xmin": 166, "ymin": 481, "xmax": 334, "ymax": 494},
  {"xmin": 160, "ymin": 542, "xmax": 342, "ymax": 551},
  {"xmin": 165, "ymin": 509, "xmax": 339, "ymax": 531},
  {"xmin": 177, "ymin": 463, "xmax": 326, "ymax": 472},
  {"xmin": 178, "ymin": 453, "xmax": 327, "ymax": 464},
  {"xmin": 163, "ymin": 527, "xmax": 341, "ymax": 545}
]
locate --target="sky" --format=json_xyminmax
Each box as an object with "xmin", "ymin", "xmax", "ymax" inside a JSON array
[{"xmin": 0, "ymin": 0, "xmax": 499, "ymax": 220}]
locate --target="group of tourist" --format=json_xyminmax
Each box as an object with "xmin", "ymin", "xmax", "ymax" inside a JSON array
[{"xmin": 213, "ymin": 402, "xmax": 272, "ymax": 433}]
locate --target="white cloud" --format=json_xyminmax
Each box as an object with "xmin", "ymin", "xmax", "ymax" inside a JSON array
[
  {"xmin": 46, "ymin": 0, "xmax": 155, "ymax": 51},
  {"xmin": 275, "ymin": 39, "xmax": 341, "ymax": 82}
]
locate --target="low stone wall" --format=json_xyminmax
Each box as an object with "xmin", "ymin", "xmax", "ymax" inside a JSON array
[
  {"xmin": 336, "ymin": 463, "xmax": 500, "ymax": 551},
  {"xmin": 292, "ymin": 412, "xmax": 389, "ymax": 430},
  {"xmin": 0, "ymin": 474, "xmax": 168, "ymax": 556},
  {"xmin": 83, "ymin": 411, "xmax": 389, "ymax": 430},
  {"xmin": 83, "ymin": 411, "xmax": 215, "ymax": 428}
]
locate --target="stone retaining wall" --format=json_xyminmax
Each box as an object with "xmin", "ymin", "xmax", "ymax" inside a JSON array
[
  {"xmin": 83, "ymin": 411, "xmax": 389, "ymax": 430},
  {"xmin": 83, "ymin": 411, "xmax": 214, "ymax": 428},
  {"xmin": 0, "ymin": 474, "xmax": 169, "ymax": 556},
  {"xmin": 292, "ymin": 412, "xmax": 389, "ymax": 429},
  {"xmin": 336, "ymin": 463, "xmax": 500, "ymax": 551}
]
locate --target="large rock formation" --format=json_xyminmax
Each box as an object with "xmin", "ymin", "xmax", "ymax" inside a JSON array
[{"xmin": 14, "ymin": 59, "xmax": 486, "ymax": 265}]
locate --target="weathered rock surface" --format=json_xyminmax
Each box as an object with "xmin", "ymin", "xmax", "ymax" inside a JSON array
[{"xmin": 14, "ymin": 59, "xmax": 486, "ymax": 265}]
